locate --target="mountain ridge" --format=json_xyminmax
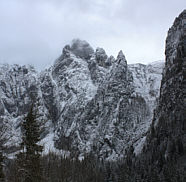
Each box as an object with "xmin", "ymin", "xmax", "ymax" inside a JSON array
[{"xmin": 0, "ymin": 42, "xmax": 164, "ymax": 159}]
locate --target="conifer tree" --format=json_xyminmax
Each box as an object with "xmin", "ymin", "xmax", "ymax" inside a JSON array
[
  {"xmin": 16, "ymin": 105, "xmax": 43, "ymax": 182},
  {"xmin": 0, "ymin": 118, "xmax": 9, "ymax": 182},
  {"xmin": 0, "ymin": 151, "xmax": 4, "ymax": 182}
]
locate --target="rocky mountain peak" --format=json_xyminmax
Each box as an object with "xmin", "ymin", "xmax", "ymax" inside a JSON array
[
  {"xmin": 0, "ymin": 38, "xmax": 164, "ymax": 160},
  {"xmin": 109, "ymin": 50, "xmax": 128, "ymax": 83},
  {"xmin": 116, "ymin": 50, "xmax": 126, "ymax": 63},
  {"xmin": 117, "ymin": 50, "xmax": 125, "ymax": 59},
  {"xmin": 95, "ymin": 47, "xmax": 108, "ymax": 67},
  {"xmin": 62, "ymin": 45, "xmax": 71, "ymax": 58},
  {"xmin": 70, "ymin": 39, "xmax": 94, "ymax": 60},
  {"xmin": 164, "ymin": 10, "xmax": 186, "ymax": 80}
]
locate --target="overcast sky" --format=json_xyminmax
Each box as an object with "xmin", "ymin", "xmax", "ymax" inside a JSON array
[{"xmin": 0, "ymin": 0, "xmax": 185, "ymax": 70}]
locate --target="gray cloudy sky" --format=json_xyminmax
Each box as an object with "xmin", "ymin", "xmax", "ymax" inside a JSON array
[{"xmin": 0, "ymin": 0, "xmax": 185, "ymax": 70}]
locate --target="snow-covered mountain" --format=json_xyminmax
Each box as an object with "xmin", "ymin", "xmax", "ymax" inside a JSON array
[{"xmin": 0, "ymin": 39, "xmax": 164, "ymax": 159}]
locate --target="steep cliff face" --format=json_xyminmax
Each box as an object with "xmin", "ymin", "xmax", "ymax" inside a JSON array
[
  {"xmin": 146, "ymin": 8, "xmax": 185, "ymax": 163},
  {"xmin": 54, "ymin": 49, "xmax": 152, "ymax": 159},
  {"xmin": 0, "ymin": 39, "xmax": 164, "ymax": 158},
  {"xmin": 52, "ymin": 44, "xmax": 163, "ymax": 159},
  {"xmin": 0, "ymin": 64, "xmax": 50, "ymax": 149},
  {"xmin": 129, "ymin": 61, "xmax": 164, "ymax": 114},
  {"xmin": 128, "ymin": 10, "xmax": 186, "ymax": 181},
  {"xmin": 149, "ymin": 9, "xmax": 186, "ymax": 159}
]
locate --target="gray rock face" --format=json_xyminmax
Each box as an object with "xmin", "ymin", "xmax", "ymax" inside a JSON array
[
  {"xmin": 0, "ymin": 64, "xmax": 38, "ymax": 116},
  {"xmin": 54, "ymin": 50, "xmax": 151, "ymax": 159},
  {"xmin": 0, "ymin": 64, "xmax": 50, "ymax": 149},
  {"xmin": 40, "ymin": 70, "xmax": 59, "ymax": 122},
  {"xmin": 0, "ymin": 39, "xmax": 164, "ymax": 159},
  {"xmin": 129, "ymin": 10, "xmax": 186, "ymax": 181},
  {"xmin": 70, "ymin": 39, "xmax": 94, "ymax": 60},
  {"xmin": 95, "ymin": 47, "xmax": 108, "ymax": 67},
  {"xmin": 147, "ymin": 9, "xmax": 185, "ymax": 159},
  {"xmin": 129, "ymin": 61, "xmax": 164, "ymax": 117},
  {"xmin": 152, "ymin": 9, "xmax": 186, "ymax": 160}
]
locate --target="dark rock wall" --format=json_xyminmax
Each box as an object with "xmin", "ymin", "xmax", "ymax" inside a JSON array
[{"xmin": 127, "ymin": 10, "xmax": 186, "ymax": 182}]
